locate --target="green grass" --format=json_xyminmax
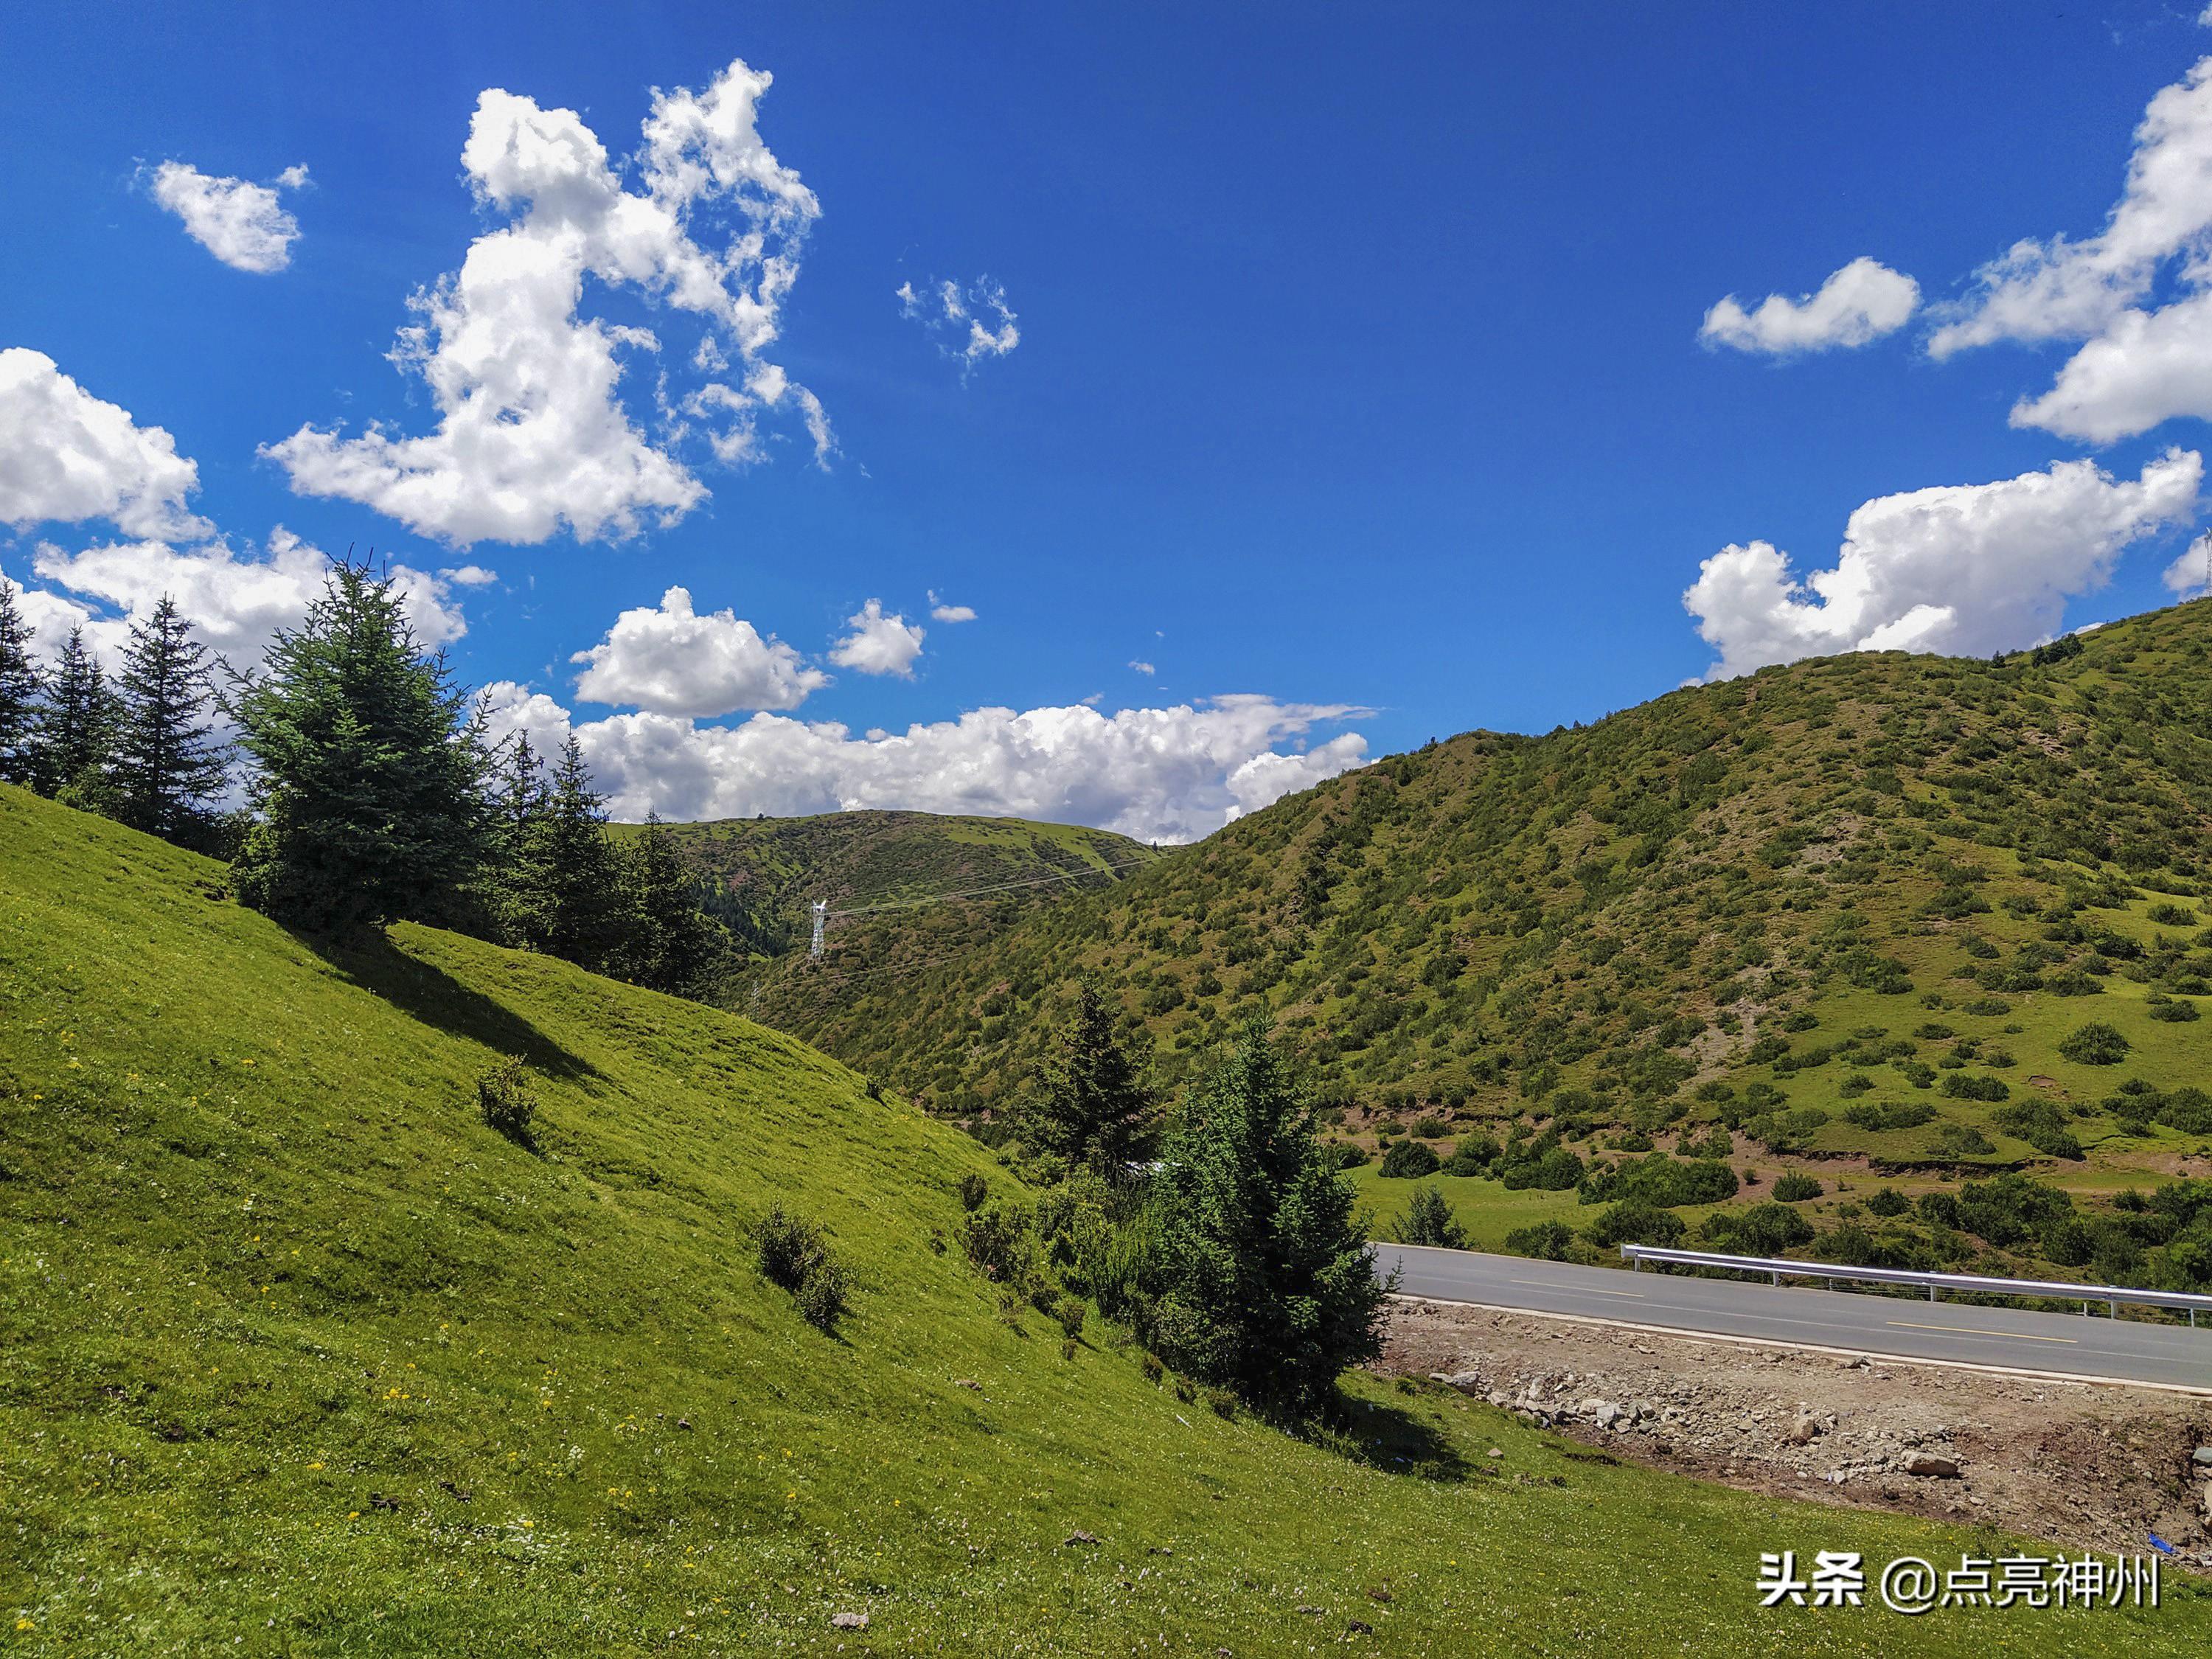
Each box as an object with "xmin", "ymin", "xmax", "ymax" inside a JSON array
[
  {"xmin": 1, "ymin": 786, "xmax": 2204, "ymax": 1654},
  {"xmin": 1348, "ymin": 1166, "xmax": 1587, "ymax": 1251}
]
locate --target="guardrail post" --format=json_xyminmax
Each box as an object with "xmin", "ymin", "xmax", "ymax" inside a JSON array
[{"xmin": 1929, "ymin": 1284, "xmax": 1937, "ymax": 1302}]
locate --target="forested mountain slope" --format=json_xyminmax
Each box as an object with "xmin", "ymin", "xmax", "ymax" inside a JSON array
[{"xmin": 760, "ymin": 605, "xmax": 2212, "ymax": 1206}]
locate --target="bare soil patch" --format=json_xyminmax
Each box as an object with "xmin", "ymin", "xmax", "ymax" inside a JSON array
[{"xmin": 1381, "ymin": 1297, "xmax": 2212, "ymax": 1569}]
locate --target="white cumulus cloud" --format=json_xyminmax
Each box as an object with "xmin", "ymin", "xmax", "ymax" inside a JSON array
[
  {"xmin": 899, "ymin": 276, "xmax": 1020, "ymax": 372},
  {"xmin": 570, "ymin": 585, "xmax": 826, "ymax": 716},
  {"xmin": 0, "ymin": 348, "xmax": 210, "ymax": 540},
  {"xmin": 1683, "ymin": 450, "xmax": 2202, "ymax": 679},
  {"xmin": 1930, "ymin": 57, "xmax": 2212, "ymax": 442},
  {"xmin": 927, "ymin": 590, "xmax": 976, "ymax": 623},
  {"xmin": 478, "ymin": 685, "xmax": 1369, "ymax": 843},
  {"xmin": 829, "ymin": 599, "xmax": 925, "ymax": 678},
  {"xmin": 24, "ymin": 526, "xmax": 470, "ymax": 672},
  {"xmin": 149, "ymin": 161, "xmax": 309, "ymax": 273},
  {"xmin": 263, "ymin": 58, "xmax": 828, "ymax": 547},
  {"xmin": 1699, "ymin": 257, "xmax": 1921, "ymax": 355}
]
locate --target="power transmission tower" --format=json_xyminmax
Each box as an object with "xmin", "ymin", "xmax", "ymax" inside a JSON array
[{"xmin": 810, "ymin": 899, "xmax": 828, "ymax": 960}]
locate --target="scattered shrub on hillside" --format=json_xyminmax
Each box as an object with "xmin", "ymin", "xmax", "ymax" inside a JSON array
[
  {"xmin": 1379, "ymin": 1138, "xmax": 1441, "ymax": 1179},
  {"xmin": 1579, "ymin": 1151, "xmax": 1738, "ymax": 1208},
  {"xmin": 1993, "ymin": 1101, "xmax": 2085, "ymax": 1161},
  {"xmin": 1584, "ymin": 1199, "xmax": 1686, "ymax": 1249},
  {"xmin": 476, "ymin": 1059, "xmax": 538, "ymax": 1151},
  {"xmin": 1141, "ymin": 1352, "xmax": 1164, "ymax": 1384},
  {"xmin": 1329, "ymin": 1141, "xmax": 1371, "ymax": 1169},
  {"xmin": 1865, "ymin": 1187, "xmax": 1910, "ymax": 1217},
  {"xmin": 1940, "ymin": 1073, "xmax": 2011, "ymax": 1102},
  {"xmin": 1399, "ymin": 1184, "xmax": 1468, "ymax": 1249},
  {"xmin": 1745, "ymin": 1107, "xmax": 1829, "ymax": 1152},
  {"xmin": 1960, "ymin": 998, "xmax": 2011, "ymax": 1017},
  {"xmin": 2147, "ymin": 992, "xmax": 2202, "ymax": 1023},
  {"xmin": 958, "ymin": 1172, "xmax": 990, "ymax": 1211},
  {"xmin": 1700, "ymin": 1203, "xmax": 1814, "ymax": 1254},
  {"xmin": 2160, "ymin": 1087, "xmax": 2212, "ymax": 1136},
  {"xmin": 1498, "ymin": 1137, "xmax": 1585, "ymax": 1191},
  {"xmin": 959, "ymin": 1200, "xmax": 1040, "ymax": 1290},
  {"xmin": 1771, "ymin": 1172, "xmax": 1823, "ymax": 1203},
  {"xmin": 1839, "ymin": 1073, "xmax": 1874, "ymax": 1097},
  {"xmin": 1410, "ymin": 1115, "xmax": 1450, "ymax": 1139},
  {"xmin": 1054, "ymin": 1295, "xmax": 1088, "ymax": 1342},
  {"xmin": 2057, "ymin": 1021, "xmax": 2131, "ymax": 1065},
  {"xmin": 754, "ymin": 1207, "xmax": 851, "ymax": 1333},
  {"xmin": 1442, "ymin": 1135, "xmax": 1500, "ymax": 1175},
  {"xmin": 2148, "ymin": 902, "xmax": 2199, "ymax": 927},
  {"xmin": 1842, "ymin": 1100, "xmax": 1936, "ymax": 1132},
  {"xmin": 1928, "ymin": 1122, "xmax": 1997, "ymax": 1158},
  {"xmin": 1503, "ymin": 1220, "xmax": 1574, "ymax": 1261}
]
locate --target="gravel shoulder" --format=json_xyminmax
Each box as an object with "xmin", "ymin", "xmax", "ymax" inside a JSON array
[{"xmin": 1381, "ymin": 1295, "xmax": 2212, "ymax": 1570}]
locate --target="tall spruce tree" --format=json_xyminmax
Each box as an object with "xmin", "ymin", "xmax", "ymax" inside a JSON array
[
  {"xmin": 114, "ymin": 595, "xmax": 229, "ymax": 844},
  {"xmin": 1026, "ymin": 983, "xmax": 1158, "ymax": 1172},
  {"xmin": 231, "ymin": 563, "xmax": 489, "ymax": 930},
  {"xmin": 613, "ymin": 813, "xmax": 733, "ymax": 995},
  {"xmin": 482, "ymin": 731, "xmax": 552, "ymax": 944},
  {"xmin": 0, "ymin": 580, "xmax": 40, "ymax": 787},
  {"xmin": 33, "ymin": 625, "xmax": 119, "ymax": 803},
  {"xmin": 517, "ymin": 735, "xmax": 625, "ymax": 970},
  {"xmin": 1133, "ymin": 1020, "xmax": 1391, "ymax": 1414}
]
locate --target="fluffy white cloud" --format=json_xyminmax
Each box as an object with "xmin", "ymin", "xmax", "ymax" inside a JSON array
[
  {"xmin": 928, "ymin": 591, "xmax": 976, "ymax": 623},
  {"xmin": 898, "ymin": 276, "xmax": 1020, "ymax": 371},
  {"xmin": 0, "ymin": 348, "xmax": 210, "ymax": 540},
  {"xmin": 1127, "ymin": 660, "xmax": 1155, "ymax": 675},
  {"xmin": 1930, "ymin": 57, "xmax": 2212, "ymax": 441},
  {"xmin": 440, "ymin": 563, "xmax": 498, "ymax": 586},
  {"xmin": 1683, "ymin": 450, "xmax": 2202, "ymax": 679},
  {"xmin": 150, "ymin": 161, "xmax": 308, "ymax": 273},
  {"xmin": 478, "ymin": 684, "xmax": 1369, "ymax": 842},
  {"xmin": 1699, "ymin": 258, "xmax": 1920, "ymax": 355},
  {"xmin": 264, "ymin": 58, "xmax": 828, "ymax": 547},
  {"xmin": 24, "ymin": 526, "xmax": 470, "ymax": 671},
  {"xmin": 570, "ymin": 585, "xmax": 825, "ymax": 716},
  {"xmin": 829, "ymin": 599, "xmax": 924, "ymax": 677}
]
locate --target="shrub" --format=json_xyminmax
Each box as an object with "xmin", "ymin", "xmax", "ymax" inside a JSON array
[
  {"xmin": 1206, "ymin": 1388, "xmax": 1238, "ymax": 1420},
  {"xmin": 1960, "ymin": 997, "xmax": 2011, "ymax": 1017},
  {"xmin": 1503, "ymin": 1219, "xmax": 1574, "ymax": 1260},
  {"xmin": 1928, "ymin": 1122, "xmax": 1997, "ymax": 1158},
  {"xmin": 2147, "ymin": 993, "xmax": 2202, "ymax": 1023},
  {"xmin": 1584, "ymin": 1199, "xmax": 1686, "ymax": 1249},
  {"xmin": 1399, "ymin": 1183, "xmax": 1468, "ymax": 1249},
  {"xmin": 2159, "ymin": 1087, "xmax": 2212, "ymax": 1135},
  {"xmin": 2057, "ymin": 1021, "xmax": 2131, "ymax": 1065},
  {"xmin": 1679, "ymin": 1125, "xmax": 1733, "ymax": 1160},
  {"xmin": 1410, "ymin": 1115, "xmax": 1450, "ymax": 1139},
  {"xmin": 476, "ymin": 1059, "xmax": 538, "ymax": 1150},
  {"xmin": 1771, "ymin": 1172, "xmax": 1823, "ymax": 1203},
  {"xmin": 1579, "ymin": 1151, "xmax": 1738, "ymax": 1208},
  {"xmin": 1865, "ymin": 1187, "xmax": 1910, "ymax": 1217},
  {"xmin": 754, "ymin": 1207, "xmax": 850, "ymax": 1332},
  {"xmin": 959, "ymin": 1200, "xmax": 1039, "ymax": 1287},
  {"xmin": 1141, "ymin": 1352, "xmax": 1164, "ymax": 1384},
  {"xmin": 1702, "ymin": 1203, "xmax": 1814, "ymax": 1253},
  {"xmin": 1500, "ymin": 1144, "xmax": 1585, "ymax": 1191},
  {"xmin": 1939, "ymin": 1073, "xmax": 2011, "ymax": 1102},
  {"xmin": 2148, "ymin": 902, "xmax": 2199, "ymax": 927},
  {"xmin": 1054, "ymin": 1294, "xmax": 1088, "ymax": 1342},
  {"xmin": 1329, "ymin": 1141, "xmax": 1371, "ymax": 1169},
  {"xmin": 1842, "ymin": 1100, "xmax": 1936, "ymax": 1132},
  {"xmin": 1378, "ymin": 1138, "xmax": 1441, "ymax": 1178},
  {"xmin": 1441, "ymin": 1135, "xmax": 1499, "ymax": 1175},
  {"xmin": 958, "ymin": 1172, "xmax": 990, "ymax": 1211}
]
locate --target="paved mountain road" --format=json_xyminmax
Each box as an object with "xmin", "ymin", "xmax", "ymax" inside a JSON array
[{"xmin": 1374, "ymin": 1244, "xmax": 2212, "ymax": 1393}]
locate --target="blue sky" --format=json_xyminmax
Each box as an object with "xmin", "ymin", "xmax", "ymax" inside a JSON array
[{"xmin": 8, "ymin": 1, "xmax": 2212, "ymax": 836}]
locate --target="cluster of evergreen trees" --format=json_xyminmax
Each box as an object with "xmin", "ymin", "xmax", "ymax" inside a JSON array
[
  {"xmin": 0, "ymin": 586, "xmax": 230, "ymax": 848},
  {"xmin": 0, "ymin": 568, "xmax": 731, "ymax": 998}
]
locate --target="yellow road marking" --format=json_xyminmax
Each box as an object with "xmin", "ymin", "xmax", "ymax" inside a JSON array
[
  {"xmin": 1512, "ymin": 1279, "xmax": 1644, "ymax": 1299},
  {"xmin": 1886, "ymin": 1321, "xmax": 2077, "ymax": 1344}
]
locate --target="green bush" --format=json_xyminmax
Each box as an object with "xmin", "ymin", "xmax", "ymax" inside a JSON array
[
  {"xmin": 1579, "ymin": 1151, "xmax": 1738, "ymax": 1208},
  {"xmin": 2147, "ymin": 902, "xmax": 2199, "ymax": 927},
  {"xmin": 1702, "ymin": 1203, "xmax": 1814, "ymax": 1254},
  {"xmin": 1410, "ymin": 1115, "xmax": 1450, "ymax": 1139},
  {"xmin": 1939, "ymin": 1073, "xmax": 2010, "ymax": 1102},
  {"xmin": 1053, "ymin": 1294, "xmax": 1088, "ymax": 1342},
  {"xmin": 1378, "ymin": 1138, "xmax": 1441, "ymax": 1178},
  {"xmin": 1398, "ymin": 1183, "xmax": 1468, "ymax": 1249},
  {"xmin": 1771, "ymin": 1172, "xmax": 1823, "ymax": 1203},
  {"xmin": 2147, "ymin": 992, "xmax": 2202, "ymax": 1023},
  {"xmin": 1503, "ymin": 1219, "xmax": 1574, "ymax": 1260},
  {"xmin": 1865, "ymin": 1187, "xmax": 1910, "ymax": 1217},
  {"xmin": 1329, "ymin": 1141, "xmax": 1371, "ymax": 1169},
  {"xmin": 958, "ymin": 1172, "xmax": 990, "ymax": 1211},
  {"xmin": 2057, "ymin": 1021, "xmax": 2131, "ymax": 1065},
  {"xmin": 476, "ymin": 1059, "xmax": 538, "ymax": 1151},
  {"xmin": 1842, "ymin": 1100, "xmax": 1936, "ymax": 1132},
  {"xmin": 754, "ymin": 1207, "xmax": 850, "ymax": 1333},
  {"xmin": 1441, "ymin": 1135, "xmax": 1499, "ymax": 1175},
  {"xmin": 1584, "ymin": 1199, "xmax": 1686, "ymax": 1249}
]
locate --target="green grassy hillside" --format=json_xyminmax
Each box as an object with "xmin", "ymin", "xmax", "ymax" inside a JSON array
[
  {"xmin": 640, "ymin": 808, "xmax": 1158, "ymax": 966},
  {"xmin": 3, "ymin": 785, "xmax": 2186, "ymax": 1654},
  {"xmin": 752, "ymin": 605, "xmax": 2212, "ymax": 1273}
]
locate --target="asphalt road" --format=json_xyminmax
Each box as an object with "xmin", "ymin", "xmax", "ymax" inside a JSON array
[{"xmin": 1374, "ymin": 1243, "xmax": 2212, "ymax": 1393}]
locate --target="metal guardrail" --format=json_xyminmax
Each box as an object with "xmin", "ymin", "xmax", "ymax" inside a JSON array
[{"xmin": 1619, "ymin": 1243, "xmax": 2212, "ymax": 1326}]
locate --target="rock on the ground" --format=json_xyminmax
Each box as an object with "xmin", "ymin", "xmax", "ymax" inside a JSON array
[{"xmin": 1904, "ymin": 1454, "xmax": 1961, "ymax": 1479}]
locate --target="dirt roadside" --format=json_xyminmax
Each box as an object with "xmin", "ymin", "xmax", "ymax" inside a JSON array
[{"xmin": 1380, "ymin": 1296, "xmax": 2212, "ymax": 1569}]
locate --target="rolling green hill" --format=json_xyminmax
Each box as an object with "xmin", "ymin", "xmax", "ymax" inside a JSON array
[
  {"xmin": 752, "ymin": 605, "xmax": 2212, "ymax": 1278},
  {"xmin": 640, "ymin": 809, "xmax": 1159, "ymax": 965},
  {"xmin": 4, "ymin": 783, "xmax": 2143, "ymax": 1654}
]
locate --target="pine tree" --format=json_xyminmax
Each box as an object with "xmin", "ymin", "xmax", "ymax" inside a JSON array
[
  {"xmin": 33, "ymin": 626, "xmax": 120, "ymax": 803},
  {"xmin": 613, "ymin": 813, "xmax": 733, "ymax": 995},
  {"xmin": 113, "ymin": 595, "xmax": 229, "ymax": 844},
  {"xmin": 516, "ymin": 735, "xmax": 625, "ymax": 970},
  {"xmin": 481, "ymin": 731, "xmax": 552, "ymax": 945},
  {"xmin": 1026, "ymin": 983, "xmax": 1158, "ymax": 1172},
  {"xmin": 231, "ymin": 563, "xmax": 489, "ymax": 930},
  {"xmin": 0, "ymin": 580, "xmax": 41, "ymax": 787},
  {"xmin": 1133, "ymin": 1020, "xmax": 1391, "ymax": 1413}
]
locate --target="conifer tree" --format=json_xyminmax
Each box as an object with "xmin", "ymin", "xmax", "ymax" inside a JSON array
[
  {"xmin": 114, "ymin": 595, "xmax": 229, "ymax": 844},
  {"xmin": 481, "ymin": 731, "xmax": 552, "ymax": 944},
  {"xmin": 1132, "ymin": 1020, "xmax": 1391, "ymax": 1413},
  {"xmin": 614, "ymin": 813, "xmax": 733, "ymax": 995},
  {"xmin": 517, "ymin": 735, "xmax": 625, "ymax": 970},
  {"xmin": 0, "ymin": 580, "xmax": 41, "ymax": 787},
  {"xmin": 33, "ymin": 625, "xmax": 119, "ymax": 804},
  {"xmin": 1026, "ymin": 982, "xmax": 1158, "ymax": 1172},
  {"xmin": 231, "ymin": 563, "xmax": 488, "ymax": 929}
]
